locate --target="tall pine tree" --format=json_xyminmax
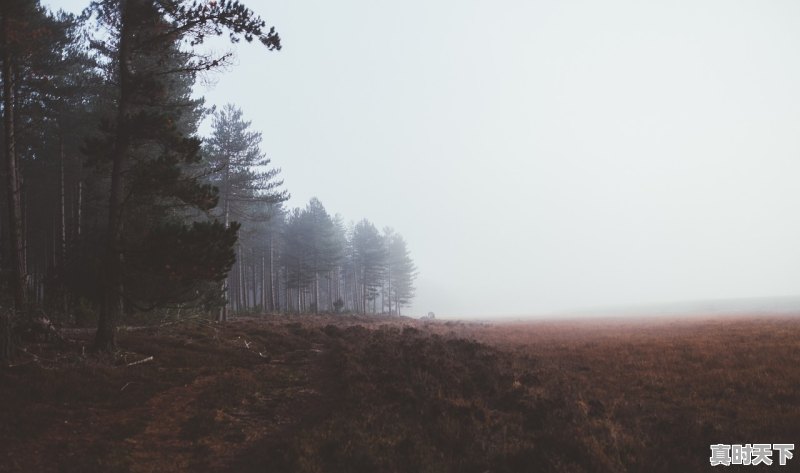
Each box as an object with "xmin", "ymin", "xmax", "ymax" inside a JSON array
[
  {"xmin": 203, "ymin": 103, "xmax": 288, "ymax": 320},
  {"xmin": 384, "ymin": 229, "xmax": 417, "ymax": 315},
  {"xmin": 86, "ymin": 0, "xmax": 281, "ymax": 351}
]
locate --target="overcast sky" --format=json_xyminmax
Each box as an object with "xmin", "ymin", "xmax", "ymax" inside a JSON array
[{"xmin": 46, "ymin": 0, "xmax": 800, "ymax": 317}]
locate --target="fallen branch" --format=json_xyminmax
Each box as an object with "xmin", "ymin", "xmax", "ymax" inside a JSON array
[
  {"xmin": 7, "ymin": 358, "xmax": 36, "ymax": 368},
  {"xmin": 126, "ymin": 356, "xmax": 153, "ymax": 367}
]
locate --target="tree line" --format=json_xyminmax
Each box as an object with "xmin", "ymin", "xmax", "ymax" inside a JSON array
[
  {"xmin": 0, "ymin": 0, "xmax": 417, "ymax": 360},
  {"xmin": 207, "ymin": 104, "xmax": 417, "ymax": 319}
]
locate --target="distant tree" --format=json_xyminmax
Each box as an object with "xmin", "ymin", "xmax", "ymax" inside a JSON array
[
  {"xmin": 203, "ymin": 104, "xmax": 288, "ymax": 320},
  {"xmin": 259, "ymin": 203, "xmax": 286, "ymax": 313},
  {"xmin": 351, "ymin": 219, "xmax": 386, "ymax": 314},
  {"xmin": 227, "ymin": 202, "xmax": 285, "ymax": 314},
  {"xmin": 384, "ymin": 229, "xmax": 417, "ymax": 315},
  {"xmin": 271, "ymin": 205, "xmax": 416, "ymax": 316},
  {"xmin": 329, "ymin": 213, "xmax": 348, "ymax": 311},
  {"xmin": 304, "ymin": 198, "xmax": 342, "ymax": 313},
  {"xmin": 204, "ymin": 104, "xmax": 288, "ymax": 226},
  {"xmin": 277, "ymin": 199, "xmax": 345, "ymax": 313},
  {"xmin": 281, "ymin": 207, "xmax": 314, "ymax": 312}
]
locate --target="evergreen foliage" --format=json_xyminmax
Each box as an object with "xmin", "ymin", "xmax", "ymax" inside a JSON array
[{"xmin": 0, "ymin": 0, "xmax": 418, "ymax": 359}]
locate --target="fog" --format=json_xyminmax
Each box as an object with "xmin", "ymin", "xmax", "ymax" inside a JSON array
[{"xmin": 47, "ymin": 0, "xmax": 800, "ymax": 317}]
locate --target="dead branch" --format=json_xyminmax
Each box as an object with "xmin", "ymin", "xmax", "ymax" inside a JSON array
[{"xmin": 126, "ymin": 356, "xmax": 153, "ymax": 367}]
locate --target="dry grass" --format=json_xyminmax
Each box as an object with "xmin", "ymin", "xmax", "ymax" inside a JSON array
[{"xmin": 1, "ymin": 313, "xmax": 798, "ymax": 472}]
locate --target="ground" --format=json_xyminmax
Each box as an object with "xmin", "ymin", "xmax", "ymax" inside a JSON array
[{"xmin": 1, "ymin": 313, "xmax": 799, "ymax": 472}]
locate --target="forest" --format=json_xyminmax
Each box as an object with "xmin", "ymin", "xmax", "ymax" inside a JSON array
[{"xmin": 0, "ymin": 0, "xmax": 418, "ymax": 359}]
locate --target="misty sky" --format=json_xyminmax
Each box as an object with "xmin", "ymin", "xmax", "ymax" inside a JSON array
[{"xmin": 46, "ymin": 0, "xmax": 800, "ymax": 317}]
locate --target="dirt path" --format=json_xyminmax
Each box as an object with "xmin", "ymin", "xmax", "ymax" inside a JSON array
[
  {"xmin": 124, "ymin": 346, "xmax": 329, "ymax": 472},
  {"xmin": 0, "ymin": 319, "xmax": 335, "ymax": 473}
]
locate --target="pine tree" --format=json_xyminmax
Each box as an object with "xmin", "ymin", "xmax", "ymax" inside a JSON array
[
  {"xmin": 16, "ymin": 10, "xmax": 102, "ymax": 314},
  {"xmin": 203, "ymin": 103, "xmax": 288, "ymax": 319},
  {"xmin": 384, "ymin": 229, "xmax": 417, "ymax": 315},
  {"xmin": 302, "ymin": 198, "xmax": 341, "ymax": 313},
  {"xmin": 351, "ymin": 219, "xmax": 386, "ymax": 314},
  {"xmin": 330, "ymin": 213, "xmax": 348, "ymax": 312},
  {"xmin": 204, "ymin": 104, "xmax": 288, "ymax": 224},
  {"xmin": 86, "ymin": 0, "xmax": 281, "ymax": 352},
  {"xmin": 0, "ymin": 0, "xmax": 41, "ymax": 313},
  {"xmin": 0, "ymin": 1, "xmax": 95, "ymax": 359}
]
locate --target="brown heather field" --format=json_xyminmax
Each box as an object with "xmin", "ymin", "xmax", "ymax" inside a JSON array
[{"xmin": 1, "ymin": 313, "xmax": 799, "ymax": 472}]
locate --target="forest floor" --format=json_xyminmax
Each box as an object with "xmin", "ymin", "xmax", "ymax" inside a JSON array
[{"xmin": 1, "ymin": 313, "xmax": 800, "ymax": 472}]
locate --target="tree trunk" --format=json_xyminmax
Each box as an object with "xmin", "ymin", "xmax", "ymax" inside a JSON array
[
  {"xmin": 260, "ymin": 254, "xmax": 265, "ymax": 312},
  {"xmin": 218, "ymin": 160, "xmax": 231, "ymax": 322},
  {"xmin": 232, "ymin": 262, "xmax": 239, "ymax": 313},
  {"xmin": 93, "ymin": 0, "xmax": 135, "ymax": 353},
  {"xmin": 76, "ymin": 180, "xmax": 82, "ymax": 237},
  {"xmin": 314, "ymin": 272, "xmax": 319, "ymax": 314},
  {"xmin": 239, "ymin": 245, "xmax": 246, "ymax": 312},
  {"xmin": 251, "ymin": 255, "xmax": 257, "ymax": 311},
  {"xmin": 59, "ymin": 137, "xmax": 66, "ymax": 270},
  {"xmin": 219, "ymin": 279, "xmax": 229, "ymax": 322},
  {"xmin": 268, "ymin": 236, "xmax": 275, "ymax": 311},
  {"xmin": 58, "ymin": 133, "xmax": 68, "ymax": 314},
  {"xmin": 2, "ymin": 13, "xmax": 26, "ymax": 312},
  {"xmin": 361, "ymin": 270, "xmax": 366, "ymax": 314},
  {"xmin": 0, "ymin": 310, "xmax": 12, "ymax": 362},
  {"xmin": 284, "ymin": 277, "xmax": 288, "ymax": 312}
]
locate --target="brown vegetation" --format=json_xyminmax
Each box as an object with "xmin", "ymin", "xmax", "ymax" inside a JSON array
[{"xmin": 1, "ymin": 314, "xmax": 799, "ymax": 472}]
